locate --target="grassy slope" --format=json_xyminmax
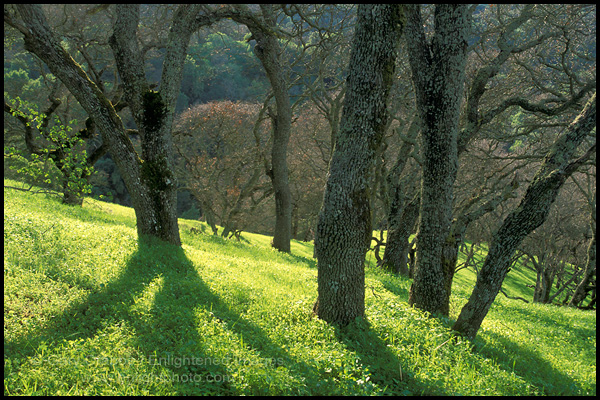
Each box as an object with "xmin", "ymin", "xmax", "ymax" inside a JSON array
[{"xmin": 3, "ymin": 179, "xmax": 596, "ymax": 395}]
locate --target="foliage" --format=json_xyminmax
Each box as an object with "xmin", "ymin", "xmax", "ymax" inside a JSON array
[
  {"xmin": 178, "ymin": 32, "xmax": 269, "ymax": 110},
  {"xmin": 4, "ymin": 97, "xmax": 93, "ymax": 200},
  {"xmin": 4, "ymin": 179, "xmax": 596, "ymax": 395},
  {"xmin": 173, "ymin": 101, "xmax": 271, "ymax": 236}
]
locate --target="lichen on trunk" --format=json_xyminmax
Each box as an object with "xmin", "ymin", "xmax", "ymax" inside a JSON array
[{"xmin": 314, "ymin": 4, "xmax": 404, "ymax": 326}]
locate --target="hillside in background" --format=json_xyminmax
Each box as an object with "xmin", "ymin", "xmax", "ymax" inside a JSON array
[{"xmin": 3, "ymin": 180, "xmax": 596, "ymax": 395}]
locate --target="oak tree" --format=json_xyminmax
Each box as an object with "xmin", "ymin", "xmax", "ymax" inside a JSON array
[
  {"xmin": 453, "ymin": 92, "xmax": 596, "ymax": 339},
  {"xmin": 313, "ymin": 4, "xmax": 403, "ymax": 325},
  {"xmin": 404, "ymin": 4, "xmax": 471, "ymax": 316},
  {"xmin": 5, "ymin": 4, "xmax": 219, "ymax": 245}
]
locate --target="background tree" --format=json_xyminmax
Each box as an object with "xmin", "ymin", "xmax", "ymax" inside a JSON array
[
  {"xmin": 194, "ymin": 4, "xmax": 298, "ymax": 252},
  {"xmin": 179, "ymin": 31, "xmax": 269, "ymax": 108},
  {"xmin": 313, "ymin": 4, "xmax": 403, "ymax": 325},
  {"xmin": 291, "ymin": 4, "xmax": 356, "ymax": 156},
  {"xmin": 569, "ymin": 189, "xmax": 596, "ymax": 308},
  {"xmin": 4, "ymin": 94, "xmax": 95, "ymax": 205},
  {"xmin": 385, "ymin": 4, "xmax": 595, "ymax": 317},
  {"xmin": 379, "ymin": 116, "xmax": 421, "ymax": 276},
  {"xmin": 173, "ymin": 101, "xmax": 271, "ymax": 238},
  {"xmin": 287, "ymin": 102, "xmax": 332, "ymax": 241},
  {"xmin": 512, "ymin": 179, "xmax": 592, "ymax": 304}
]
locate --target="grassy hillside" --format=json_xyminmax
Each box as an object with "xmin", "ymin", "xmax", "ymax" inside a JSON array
[{"xmin": 3, "ymin": 179, "xmax": 596, "ymax": 395}]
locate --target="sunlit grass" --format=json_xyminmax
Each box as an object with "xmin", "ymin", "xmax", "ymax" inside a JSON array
[{"xmin": 4, "ymin": 179, "xmax": 596, "ymax": 395}]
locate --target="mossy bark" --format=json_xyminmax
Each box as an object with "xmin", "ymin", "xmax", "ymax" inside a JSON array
[
  {"xmin": 13, "ymin": 5, "xmax": 204, "ymax": 247},
  {"xmin": 453, "ymin": 93, "xmax": 596, "ymax": 339},
  {"xmin": 404, "ymin": 5, "xmax": 471, "ymax": 317},
  {"xmin": 314, "ymin": 4, "xmax": 404, "ymax": 325},
  {"xmin": 135, "ymin": 89, "xmax": 180, "ymax": 245}
]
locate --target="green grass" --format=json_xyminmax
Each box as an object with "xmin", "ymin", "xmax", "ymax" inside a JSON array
[{"xmin": 4, "ymin": 179, "xmax": 596, "ymax": 395}]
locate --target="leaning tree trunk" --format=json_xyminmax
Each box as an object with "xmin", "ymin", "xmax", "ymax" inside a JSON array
[
  {"xmin": 453, "ymin": 92, "xmax": 596, "ymax": 339},
  {"xmin": 404, "ymin": 4, "xmax": 471, "ymax": 317},
  {"xmin": 313, "ymin": 4, "xmax": 404, "ymax": 326},
  {"xmin": 13, "ymin": 5, "xmax": 206, "ymax": 246}
]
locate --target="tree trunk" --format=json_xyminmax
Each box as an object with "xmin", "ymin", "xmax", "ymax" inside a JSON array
[
  {"xmin": 109, "ymin": 4, "xmax": 198, "ymax": 246},
  {"xmin": 245, "ymin": 5, "xmax": 293, "ymax": 253},
  {"xmin": 194, "ymin": 5, "xmax": 293, "ymax": 252},
  {"xmin": 383, "ymin": 193, "xmax": 420, "ymax": 275},
  {"xmin": 443, "ymin": 175, "xmax": 521, "ymax": 307},
  {"xmin": 381, "ymin": 116, "xmax": 420, "ymax": 275},
  {"xmin": 533, "ymin": 258, "xmax": 553, "ymax": 303},
  {"xmin": 13, "ymin": 5, "xmax": 208, "ymax": 246},
  {"xmin": 405, "ymin": 5, "xmax": 471, "ymax": 317},
  {"xmin": 453, "ymin": 92, "xmax": 596, "ymax": 339},
  {"xmin": 314, "ymin": 4, "xmax": 404, "ymax": 325},
  {"xmin": 569, "ymin": 191, "xmax": 596, "ymax": 307}
]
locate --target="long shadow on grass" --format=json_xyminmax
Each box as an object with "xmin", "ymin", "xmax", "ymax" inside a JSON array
[
  {"xmin": 5, "ymin": 236, "xmax": 326, "ymax": 395},
  {"xmin": 509, "ymin": 304, "xmax": 596, "ymax": 341},
  {"xmin": 473, "ymin": 315, "xmax": 594, "ymax": 395},
  {"xmin": 333, "ymin": 319, "xmax": 443, "ymax": 396}
]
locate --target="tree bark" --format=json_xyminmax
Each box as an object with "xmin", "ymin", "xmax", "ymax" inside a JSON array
[
  {"xmin": 453, "ymin": 92, "xmax": 596, "ymax": 339},
  {"xmin": 404, "ymin": 4, "xmax": 471, "ymax": 317},
  {"xmin": 314, "ymin": 4, "xmax": 404, "ymax": 325},
  {"xmin": 569, "ymin": 191, "xmax": 596, "ymax": 307},
  {"xmin": 11, "ymin": 4, "xmax": 206, "ymax": 246},
  {"xmin": 221, "ymin": 5, "xmax": 293, "ymax": 252},
  {"xmin": 253, "ymin": 22, "xmax": 293, "ymax": 252},
  {"xmin": 383, "ymin": 192, "xmax": 420, "ymax": 275}
]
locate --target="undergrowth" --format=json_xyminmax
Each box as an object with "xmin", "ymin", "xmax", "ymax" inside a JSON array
[{"xmin": 4, "ymin": 180, "xmax": 596, "ymax": 395}]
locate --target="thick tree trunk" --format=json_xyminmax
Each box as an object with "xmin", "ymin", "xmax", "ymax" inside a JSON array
[
  {"xmin": 13, "ymin": 5, "xmax": 206, "ymax": 246},
  {"xmin": 405, "ymin": 5, "xmax": 471, "ymax": 317},
  {"xmin": 109, "ymin": 4, "xmax": 198, "ymax": 246},
  {"xmin": 453, "ymin": 93, "xmax": 596, "ymax": 339},
  {"xmin": 314, "ymin": 4, "xmax": 404, "ymax": 325}
]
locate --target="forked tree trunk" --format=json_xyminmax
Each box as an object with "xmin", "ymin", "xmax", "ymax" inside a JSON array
[
  {"xmin": 453, "ymin": 93, "xmax": 596, "ymax": 339},
  {"xmin": 13, "ymin": 5, "xmax": 208, "ymax": 247},
  {"xmin": 404, "ymin": 4, "xmax": 471, "ymax": 317},
  {"xmin": 314, "ymin": 4, "xmax": 404, "ymax": 325}
]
